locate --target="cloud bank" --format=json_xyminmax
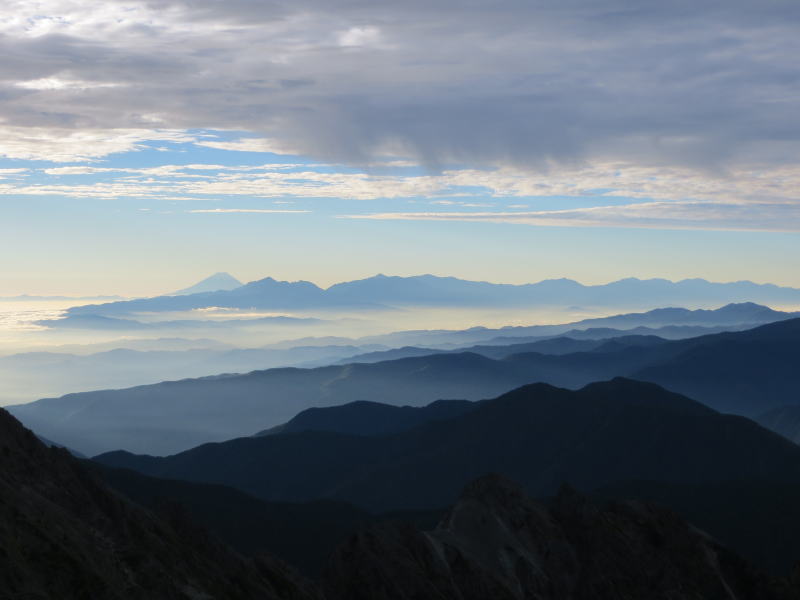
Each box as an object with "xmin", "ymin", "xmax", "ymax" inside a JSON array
[{"xmin": 0, "ymin": 0, "xmax": 798, "ymax": 171}]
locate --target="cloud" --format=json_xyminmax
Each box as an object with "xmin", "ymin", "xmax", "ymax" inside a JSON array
[
  {"xmin": 3, "ymin": 161, "xmax": 800, "ymax": 221},
  {"xmin": 0, "ymin": 0, "xmax": 797, "ymax": 171},
  {"xmin": 341, "ymin": 201, "xmax": 800, "ymax": 233},
  {"xmin": 188, "ymin": 208, "xmax": 311, "ymax": 214},
  {"xmin": 194, "ymin": 138, "xmax": 299, "ymax": 155},
  {"xmin": 15, "ymin": 77, "xmax": 126, "ymax": 91},
  {"xmin": 337, "ymin": 26, "xmax": 382, "ymax": 48},
  {"xmin": 0, "ymin": 127, "xmax": 195, "ymax": 162}
]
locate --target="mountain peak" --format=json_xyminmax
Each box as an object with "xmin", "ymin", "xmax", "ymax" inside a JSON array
[
  {"xmin": 717, "ymin": 302, "xmax": 777, "ymax": 314},
  {"xmin": 172, "ymin": 272, "xmax": 242, "ymax": 296}
]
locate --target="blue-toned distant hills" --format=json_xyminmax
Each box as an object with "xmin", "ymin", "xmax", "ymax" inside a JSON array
[
  {"xmin": 9, "ymin": 301, "xmax": 784, "ymax": 405},
  {"xmin": 61, "ymin": 273, "xmax": 800, "ymax": 317},
  {"xmin": 11, "ymin": 316, "xmax": 800, "ymax": 456}
]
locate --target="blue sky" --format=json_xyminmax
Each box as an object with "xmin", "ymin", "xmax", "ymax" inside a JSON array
[{"xmin": 1, "ymin": 1, "xmax": 799, "ymax": 295}]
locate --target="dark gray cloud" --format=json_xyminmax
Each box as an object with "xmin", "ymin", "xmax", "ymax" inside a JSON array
[{"xmin": 0, "ymin": 0, "xmax": 798, "ymax": 169}]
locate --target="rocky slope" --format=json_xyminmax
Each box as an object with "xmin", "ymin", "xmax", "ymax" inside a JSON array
[
  {"xmin": 323, "ymin": 474, "xmax": 796, "ymax": 600},
  {"xmin": 0, "ymin": 407, "xmax": 318, "ymax": 600}
]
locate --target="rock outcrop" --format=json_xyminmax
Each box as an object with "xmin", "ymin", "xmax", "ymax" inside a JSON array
[{"xmin": 324, "ymin": 474, "xmax": 795, "ymax": 600}]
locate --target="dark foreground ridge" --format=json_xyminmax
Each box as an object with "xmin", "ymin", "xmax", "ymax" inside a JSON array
[
  {"xmin": 323, "ymin": 474, "xmax": 796, "ymax": 600},
  {"xmin": 0, "ymin": 407, "xmax": 318, "ymax": 600},
  {"xmin": 3, "ymin": 403, "xmax": 799, "ymax": 599}
]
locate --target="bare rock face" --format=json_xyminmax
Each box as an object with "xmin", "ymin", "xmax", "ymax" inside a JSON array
[
  {"xmin": 323, "ymin": 474, "xmax": 796, "ymax": 600},
  {"xmin": 0, "ymin": 407, "xmax": 319, "ymax": 600}
]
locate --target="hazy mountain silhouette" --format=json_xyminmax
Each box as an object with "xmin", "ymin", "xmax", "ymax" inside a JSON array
[
  {"xmin": 10, "ymin": 351, "xmax": 523, "ymax": 456},
  {"xmin": 94, "ymin": 379, "xmax": 800, "ymax": 513},
  {"xmin": 0, "ymin": 343, "xmax": 372, "ymax": 405},
  {"xmin": 256, "ymin": 399, "xmax": 477, "ymax": 437},
  {"xmin": 631, "ymin": 318, "xmax": 800, "ymax": 415},
  {"xmin": 0, "ymin": 407, "xmax": 318, "ymax": 600},
  {"xmin": 65, "ymin": 276, "xmax": 378, "ymax": 317},
  {"xmin": 14, "ymin": 317, "xmax": 800, "ymax": 455},
  {"xmin": 62, "ymin": 274, "xmax": 800, "ymax": 317},
  {"xmin": 339, "ymin": 334, "xmax": 667, "ymax": 364},
  {"xmin": 322, "ymin": 474, "xmax": 794, "ymax": 600},
  {"xmin": 171, "ymin": 272, "xmax": 243, "ymax": 295},
  {"xmin": 352, "ymin": 301, "xmax": 798, "ymax": 349},
  {"xmin": 474, "ymin": 324, "xmax": 756, "ymax": 344}
]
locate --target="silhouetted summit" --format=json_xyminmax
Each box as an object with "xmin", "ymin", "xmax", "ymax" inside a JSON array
[
  {"xmin": 257, "ymin": 399, "xmax": 476, "ymax": 437},
  {"xmin": 95, "ymin": 378, "xmax": 800, "ymax": 512}
]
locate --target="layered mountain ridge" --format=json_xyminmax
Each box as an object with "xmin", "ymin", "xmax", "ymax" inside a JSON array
[
  {"xmin": 94, "ymin": 378, "xmax": 800, "ymax": 512},
  {"xmin": 12, "ymin": 317, "xmax": 800, "ymax": 455}
]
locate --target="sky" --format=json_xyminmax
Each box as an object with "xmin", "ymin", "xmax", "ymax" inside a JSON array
[{"xmin": 1, "ymin": 0, "xmax": 799, "ymax": 296}]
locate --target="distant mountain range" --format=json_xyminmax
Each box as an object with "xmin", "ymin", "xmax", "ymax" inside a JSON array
[
  {"xmin": 12, "ymin": 317, "xmax": 800, "ymax": 456},
  {"xmin": 61, "ymin": 273, "xmax": 800, "ymax": 317},
  {"xmin": 345, "ymin": 301, "xmax": 800, "ymax": 349}
]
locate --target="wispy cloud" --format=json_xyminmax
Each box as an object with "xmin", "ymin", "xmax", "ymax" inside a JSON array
[
  {"xmin": 4, "ymin": 161, "xmax": 800, "ymax": 208},
  {"xmin": 0, "ymin": 127, "xmax": 195, "ymax": 162},
  {"xmin": 194, "ymin": 138, "xmax": 299, "ymax": 155},
  {"xmin": 188, "ymin": 208, "xmax": 311, "ymax": 214},
  {"xmin": 342, "ymin": 201, "xmax": 800, "ymax": 233}
]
